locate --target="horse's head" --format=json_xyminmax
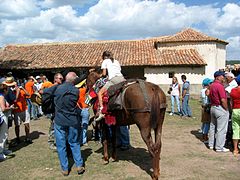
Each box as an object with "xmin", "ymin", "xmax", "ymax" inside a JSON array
[{"xmin": 86, "ymin": 70, "xmax": 102, "ymax": 89}]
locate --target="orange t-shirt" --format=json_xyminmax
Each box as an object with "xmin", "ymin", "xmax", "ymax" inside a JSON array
[
  {"xmin": 25, "ymin": 81, "xmax": 34, "ymax": 98},
  {"xmin": 41, "ymin": 81, "xmax": 53, "ymax": 89},
  {"xmin": 14, "ymin": 90, "xmax": 27, "ymax": 113},
  {"xmin": 77, "ymin": 87, "xmax": 88, "ymax": 108}
]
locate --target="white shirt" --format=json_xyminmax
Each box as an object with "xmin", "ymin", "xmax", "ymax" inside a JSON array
[
  {"xmin": 101, "ymin": 58, "xmax": 123, "ymax": 80},
  {"xmin": 225, "ymin": 79, "xmax": 238, "ymax": 93},
  {"xmin": 171, "ymin": 83, "xmax": 180, "ymax": 96}
]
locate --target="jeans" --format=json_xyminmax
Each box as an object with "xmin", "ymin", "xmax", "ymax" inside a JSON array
[
  {"xmin": 182, "ymin": 95, "xmax": 192, "ymax": 116},
  {"xmin": 116, "ymin": 126, "xmax": 130, "ymax": 146},
  {"xmin": 54, "ymin": 123, "xmax": 84, "ymax": 171},
  {"xmin": 209, "ymin": 106, "xmax": 229, "ymax": 150},
  {"xmin": 26, "ymin": 99, "xmax": 38, "ymax": 119},
  {"xmin": 80, "ymin": 108, "xmax": 89, "ymax": 145},
  {"xmin": 170, "ymin": 95, "xmax": 181, "ymax": 114},
  {"xmin": 0, "ymin": 112, "xmax": 8, "ymax": 154},
  {"xmin": 202, "ymin": 122, "xmax": 210, "ymax": 135}
]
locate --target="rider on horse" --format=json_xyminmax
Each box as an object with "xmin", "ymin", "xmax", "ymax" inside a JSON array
[{"xmin": 95, "ymin": 51, "xmax": 126, "ymax": 121}]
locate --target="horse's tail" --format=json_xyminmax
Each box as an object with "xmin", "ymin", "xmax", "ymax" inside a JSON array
[{"xmin": 150, "ymin": 86, "xmax": 161, "ymax": 129}]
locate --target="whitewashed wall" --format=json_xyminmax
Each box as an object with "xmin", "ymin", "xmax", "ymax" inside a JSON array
[{"xmin": 156, "ymin": 41, "xmax": 227, "ymax": 80}]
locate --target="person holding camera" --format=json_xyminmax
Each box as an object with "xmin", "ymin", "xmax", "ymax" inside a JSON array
[
  {"xmin": 169, "ymin": 77, "xmax": 181, "ymax": 116},
  {"xmin": 3, "ymin": 77, "xmax": 32, "ymax": 144}
]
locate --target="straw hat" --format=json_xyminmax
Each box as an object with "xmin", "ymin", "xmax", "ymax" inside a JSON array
[
  {"xmin": 30, "ymin": 92, "xmax": 42, "ymax": 105},
  {"xmin": 2, "ymin": 76, "xmax": 17, "ymax": 86}
]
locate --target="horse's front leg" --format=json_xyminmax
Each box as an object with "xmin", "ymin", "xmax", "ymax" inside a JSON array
[{"xmin": 111, "ymin": 125, "xmax": 117, "ymax": 161}]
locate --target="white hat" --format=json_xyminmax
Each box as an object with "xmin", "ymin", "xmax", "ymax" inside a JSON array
[
  {"xmin": 36, "ymin": 76, "xmax": 41, "ymax": 79},
  {"xmin": 225, "ymin": 72, "xmax": 235, "ymax": 78}
]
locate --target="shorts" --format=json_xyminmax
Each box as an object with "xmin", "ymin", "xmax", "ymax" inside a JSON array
[
  {"xmin": 232, "ymin": 109, "xmax": 240, "ymax": 139},
  {"xmin": 103, "ymin": 76, "xmax": 126, "ymax": 90},
  {"xmin": 14, "ymin": 110, "xmax": 30, "ymax": 126}
]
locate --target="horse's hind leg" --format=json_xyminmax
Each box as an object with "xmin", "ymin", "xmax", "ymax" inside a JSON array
[
  {"xmin": 139, "ymin": 125, "xmax": 155, "ymax": 157},
  {"xmin": 152, "ymin": 110, "xmax": 165, "ymax": 180}
]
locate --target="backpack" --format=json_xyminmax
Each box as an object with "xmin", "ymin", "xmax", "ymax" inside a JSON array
[{"xmin": 42, "ymin": 85, "xmax": 58, "ymax": 114}]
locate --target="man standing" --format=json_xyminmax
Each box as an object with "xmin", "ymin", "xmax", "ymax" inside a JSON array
[
  {"xmin": 181, "ymin": 75, "xmax": 192, "ymax": 117},
  {"xmin": 208, "ymin": 71, "xmax": 229, "ymax": 152},
  {"xmin": 46, "ymin": 73, "xmax": 63, "ymax": 150},
  {"xmin": 25, "ymin": 76, "xmax": 37, "ymax": 120},
  {"xmin": 54, "ymin": 72, "xmax": 84, "ymax": 176}
]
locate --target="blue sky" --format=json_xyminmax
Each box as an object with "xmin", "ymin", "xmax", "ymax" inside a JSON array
[{"xmin": 0, "ymin": 0, "xmax": 240, "ymax": 60}]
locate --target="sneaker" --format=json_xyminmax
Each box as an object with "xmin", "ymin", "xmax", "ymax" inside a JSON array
[
  {"xmin": 209, "ymin": 146, "xmax": 214, "ymax": 150},
  {"xmin": 94, "ymin": 113, "xmax": 105, "ymax": 122},
  {"xmin": 0, "ymin": 153, "xmax": 6, "ymax": 161},
  {"xmin": 169, "ymin": 112, "xmax": 173, "ymax": 116},
  {"xmin": 76, "ymin": 166, "xmax": 85, "ymax": 175},
  {"xmin": 216, "ymin": 147, "xmax": 229, "ymax": 153},
  {"xmin": 61, "ymin": 170, "xmax": 69, "ymax": 176},
  {"xmin": 3, "ymin": 149, "xmax": 12, "ymax": 156}
]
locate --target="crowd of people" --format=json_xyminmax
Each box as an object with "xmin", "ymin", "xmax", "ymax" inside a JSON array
[
  {"xmin": 168, "ymin": 69, "xmax": 240, "ymax": 155},
  {"xmin": 199, "ymin": 71, "xmax": 240, "ymax": 155},
  {"xmin": 0, "ymin": 51, "xmax": 131, "ymax": 176},
  {"xmin": 1, "ymin": 52, "xmax": 239, "ymax": 175}
]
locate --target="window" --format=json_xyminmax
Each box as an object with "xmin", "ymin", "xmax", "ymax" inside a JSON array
[{"xmin": 169, "ymin": 72, "xmax": 175, "ymax": 78}]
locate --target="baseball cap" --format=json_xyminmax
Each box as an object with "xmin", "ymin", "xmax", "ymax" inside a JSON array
[
  {"xmin": 214, "ymin": 71, "xmax": 225, "ymax": 78},
  {"xmin": 202, "ymin": 78, "xmax": 214, "ymax": 86}
]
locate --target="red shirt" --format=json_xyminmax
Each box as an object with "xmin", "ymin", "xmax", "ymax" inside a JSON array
[
  {"xmin": 230, "ymin": 87, "xmax": 240, "ymax": 109},
  {"xmin": 209, "ymin": 80, "xmax": 227, "ymax": 106}
]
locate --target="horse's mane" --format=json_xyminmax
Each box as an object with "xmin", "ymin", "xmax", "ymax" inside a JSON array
[{"xmin": 86, "ymin": 71, "xmax": 101, "ymax": 88}]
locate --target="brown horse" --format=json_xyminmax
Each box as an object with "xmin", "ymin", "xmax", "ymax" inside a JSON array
[{"xmin": 87, "ymin": 71, "xmax": 167, "ymax": 180}]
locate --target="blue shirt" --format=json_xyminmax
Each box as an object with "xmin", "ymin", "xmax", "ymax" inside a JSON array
[
  {"xmin": 54, "ymin": 82, "xmax": 80, "ymax": 127},
  {"xmin": 182, "ymin": 81, "xmax": 190, "ymax": 95}
]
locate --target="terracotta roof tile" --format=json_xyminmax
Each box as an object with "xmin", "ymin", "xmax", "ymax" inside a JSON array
[
  {"xmin": 0, "ymin": 28, "xmax": 222, "ymax": 69},
  {"xmin": 158, "ymin": 28, "xmax": 228, "ymax": 44}
]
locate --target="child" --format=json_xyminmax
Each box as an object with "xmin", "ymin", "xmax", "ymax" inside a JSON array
[{"xmin": 200, "ymin": 78, "xmax": 213, "ymax": 143}]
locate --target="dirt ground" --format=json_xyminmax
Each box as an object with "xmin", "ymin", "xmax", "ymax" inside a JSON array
[{"xmin": 1, "ymin": 100, "xmax": 239, "ymax": 180}]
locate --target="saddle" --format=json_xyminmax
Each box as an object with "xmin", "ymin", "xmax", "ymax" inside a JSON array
[{"xmin": 107, "ymin": 79, "xmax": 146, "ymax": 112}]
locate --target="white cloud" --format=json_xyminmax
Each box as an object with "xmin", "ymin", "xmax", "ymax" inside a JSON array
[
  {"xmin": 0, "ymin": 0, "xmax": 40, "ymax": 19},
  {"xmin": 208, "ymin": 3, "xmax": 240, "ymax": 37},
  {"xmin": 39, "ymin": 0, "xmax": 98, "ymax": 8},
  {"xmin": 226, "ymin": 36, "xmax": 240, "ymax": 60},
  {"xmin": 0, "ymin": 0, "xmax": 240, "ymax": 59}
]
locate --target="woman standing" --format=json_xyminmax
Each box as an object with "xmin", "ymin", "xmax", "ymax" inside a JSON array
[
  {"xmin": 230, "ymin": 74, "xmax": 240, "ymax": 156},
  {"xmin": 0, "ymin": 84, "xmax": 14, "ymax": 161},
  {"xmin": 169, "ymin": 77, "xmax": 181, "ymax": 116}
]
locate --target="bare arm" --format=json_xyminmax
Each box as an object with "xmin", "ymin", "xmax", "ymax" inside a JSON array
[
  {"xmin": 0, "ymin": 96, "xmax": 12, "ymax": 112},
  {"xmin": 221, "ymin": 98, "xmax": 228, "ymax": 110},
  {"xmin": 102, "ymin": 69, "xmax": 107, "ymax": 77}
]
